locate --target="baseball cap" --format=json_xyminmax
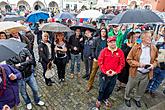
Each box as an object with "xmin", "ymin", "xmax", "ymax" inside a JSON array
[{"xmin": 107, "ymin": 37, "xmax": 116, "ymax": 42}]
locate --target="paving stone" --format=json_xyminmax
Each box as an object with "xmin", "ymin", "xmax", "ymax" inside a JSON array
[{"xmin": 16, "ymin": 34, "xmax": 165, "ymax": 110}]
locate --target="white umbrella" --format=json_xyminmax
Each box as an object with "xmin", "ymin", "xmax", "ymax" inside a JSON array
[
  {"xmin": 76, "ymin": 10, "xmax": 103, "ymax": 19},
  {"xmin": 41, "ymin": 22, "xmax": 72, "ymax": 32},
  {"xmin": 0, "ymin": 21, "xmax": 26, "ymax": 32}
]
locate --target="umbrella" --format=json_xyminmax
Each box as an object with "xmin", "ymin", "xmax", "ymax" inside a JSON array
[
  {"xmin": 0, "ymin": 21, "xmax": 26, "ymax": 32},
  {"xmin": 54, "ymin": 12, "xmax": 76, "ymax": 19},
  {"xmin": 110, "ymin": 9, "xmax": 164, "ymax": 24},
  {"xmin": 97, "ymin": 14, "xmax": 115, "ymax": 20},
  {"xmin": 0, "ymin": 39, "xmax": 27, "ymax": 62},
  {"xmin": 4, "ymin": 15, "xmax": 25, "ymax": 21},
  {"xmin": 41, "ymin": 22, "xmax": 72, "ymax": 32},
  {"xmin": 76, "ymin": 10, "xmax": 103, "ymax": 19},
  {"xmin": 26, "ymin": 11, "xmax": 49, "ymax": 23},
  {"xmin": 70, "ymin": 23, "xmax": 96, "ymax": 32}
]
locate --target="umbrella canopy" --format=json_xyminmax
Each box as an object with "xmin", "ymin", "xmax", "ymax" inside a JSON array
[
  {"xmin": 26, "ymin": 11, "xmax": 49, "ymax": 23},
  {"xmin": 110, "ymin": 9, "xmax": 164, "ymax": 24},
  {"xmin": 97, "ymin": 14, "xmax": 115, "ymax": 20},
  {"xmin": 41, "ymin": 22, "xmax": 72, "ymax": 32},
  {"xmin": 0, "ymin": 21, "xmax": 26, "ymax": 32},
  {"xmin": 4, "ymin": 15, "xmax": 25, "ymax": 21},
  {"xmin": 54, "ymin": 12, "xmax": 76, "ymax": 19},
  {"xmin": 70, "ymin": 23, "xmax": 96, "ymax": 32},
  {"xmin": 76, "ymin": 10, "xmax": 103, "ymax": 19},
  {"xmin": 0, "ymin": 39, "xmax": 27, "ymax": 62}
]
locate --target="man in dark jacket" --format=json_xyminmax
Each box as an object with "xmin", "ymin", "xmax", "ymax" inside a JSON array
[
  {"xmin": 82, "ymin": 29, "xmax": 94, "ymax": 80},
  {"xmin": 69, "ymin": 28, "xmax": 83, "ymax": 82},
  {"xmin": 86, "ymin": 28, "xmax": 108, "ymax": 92},
  {"xmin": 7, "ymin": 48, "xmax": 44, "ymax": 110}
]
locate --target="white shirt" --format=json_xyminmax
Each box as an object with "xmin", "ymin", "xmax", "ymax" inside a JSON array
[{"xmin": 137, "ymin": 43, "xmax": 151, "ymax": 73}]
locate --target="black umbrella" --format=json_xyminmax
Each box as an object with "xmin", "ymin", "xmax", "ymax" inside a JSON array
[
  {"xmin": 4, "ymin": 15, "xmax": 25, "ymax": 21},
  {"xmin": 0, "ymin": 39, "xmax": 27, "ymax": 62},
  {"xmin": 70, "ymin": 23, "xmax": 96, "ymax": 32},
  {"xmin": 110, "ymin": 9, "xmax": 164, "ymax": 24},
  {"xmin": 97, "ymin": 14, "xmax": 115, "ymax": 20}
]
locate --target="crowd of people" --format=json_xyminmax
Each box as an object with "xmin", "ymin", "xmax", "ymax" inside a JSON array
[{"xmin": 0, "ymin": 14, "xmax": 165, "ymax": 110}]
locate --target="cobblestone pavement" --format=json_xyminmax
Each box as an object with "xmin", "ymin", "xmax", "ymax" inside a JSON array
[{"xmin": 17, "ymin": 36, "xmax": 165, "ymax": 110}]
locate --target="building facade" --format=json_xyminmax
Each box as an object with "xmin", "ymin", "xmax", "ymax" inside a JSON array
[
  {"xmin": 119, "ymin": 0, "xmax": 165, "ymax": 12},
  {"xmin": 0, "ymin": 0, "xmax": 99, "ymax": 12}
]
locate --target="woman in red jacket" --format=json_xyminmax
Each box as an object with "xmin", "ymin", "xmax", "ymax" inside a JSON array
[{"xmin": 96, "ymin": 37, "xmax": 125, "ymax": 109}]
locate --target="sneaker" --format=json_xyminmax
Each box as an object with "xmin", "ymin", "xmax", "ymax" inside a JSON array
[
  {"xmin": 37, "ymin": 100, "xmax": 45, "ymax": 106},
  {"xmin": 26, "ymin": 103, "xmax": 32, "ymax": 110},
  {"xmin": 96, "ymin": 100, "xmax": 101, "ymax": 108}
]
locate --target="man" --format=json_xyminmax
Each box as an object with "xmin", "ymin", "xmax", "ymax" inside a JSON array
[
  {"xmin": 124, "ymin": 31, "xmax": 158, "ymax": 108},
  {"xmin": 82, "ymin": 29, "xmax": 94, "ymax": 80},
  {"xmin": 96, "ymin": 37, "xmax": 125, "ymax": 108},
  {"xmin": 108, "ymin": 25, "xmax": 123, "ymax": 48},
  {"xmin": 7, "ymin": 47, "xmax": 45, "ymax": 110},
  {"xmin": 86, "ymin": 28, "xmax": 108, "ymax": 92},
  {"xmin": 69, "ymin": 28, "xmax": 83, "ymax": 83},
  {"xmin": 9, "ymin": 29, "xmax": 31, "ymax": 50},
  {"xmin": 146, "ymin": 35, "xmax": 165, "ymax": 97}
]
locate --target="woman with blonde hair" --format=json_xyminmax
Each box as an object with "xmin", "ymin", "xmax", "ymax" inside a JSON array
[{"xmin": 38, "ymin": 32, "xmax": 53, "ymax": 86}]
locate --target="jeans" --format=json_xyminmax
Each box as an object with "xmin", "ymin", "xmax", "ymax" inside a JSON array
[
  {"xmin": 147, "ymin": 67, "xmax": 165, "ymax": 92},
  {"xmin": 97, "ymin": 73, "xmax": 117, "ymax": 101},
  {"xmin": 55, "ymin": 57, "xmax": 67, "ymax": 80},
  {"xmin": 70, "ymin": 53, "xmax": 81, "ymax": 73},
  {"xmin": 18, "ymin": 74, "xmax": 40, "ymax": 104},
  {"xmin": 83, "ymin": 56, "xmax": 93, "ymax": 76}
]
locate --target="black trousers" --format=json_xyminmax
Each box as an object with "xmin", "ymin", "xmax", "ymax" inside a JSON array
[
  {"xmin": 55, "ymin": 57, "xmax": 67, "ymax": 80},
  {"xmin": 41, "ymin": 62, "xmax": 51, "ymax": 84}
]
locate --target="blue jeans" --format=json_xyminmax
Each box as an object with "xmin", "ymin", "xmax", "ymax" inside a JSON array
[
  {"xmin": 18, "ymin": 74, "xmax": 40, "ymax": 104},
  {"xmin": 98, "ymin": 73, "xmax": 117, "ymax": 101},
  {"xmin": 70, "ymin": 53, "xmax": 81, "ymax": 73},
  {"xmin": 147, "ymin": 67, "xmax": 165, "ymax": 92}
]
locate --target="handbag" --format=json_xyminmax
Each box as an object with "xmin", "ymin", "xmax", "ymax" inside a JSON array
[{"xmin": 45, "ymin": 62, "xmax": 55, "ymax": 79}]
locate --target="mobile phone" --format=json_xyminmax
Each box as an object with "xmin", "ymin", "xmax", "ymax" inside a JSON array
[{"xmin": 144, "ymin": 64, "xmax": 151, "ymax": 69}]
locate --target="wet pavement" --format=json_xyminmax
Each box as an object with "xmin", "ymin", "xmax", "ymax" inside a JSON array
[{"xmin": 17, "ymin": 36, "xmax": 165, "ymax": 110}]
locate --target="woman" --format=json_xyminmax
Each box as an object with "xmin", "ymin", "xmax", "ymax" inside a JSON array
[
  {"xmin": 117, "ymin": 31, "xmax": 138, "ymax": 91},
  {"xmin": 38, "ymin": 32, "xmax": 53, "ymax": 86},
  {"xmin": 51, "ymin": 32, "xmax": 68, "ymax": 83},
  {"xmin": 0, "ymin": 32, "xmax": 7, "ymax": 40}
]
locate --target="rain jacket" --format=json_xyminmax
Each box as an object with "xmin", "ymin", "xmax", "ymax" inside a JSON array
[
  {"xmin": 108, "ymin": 29, "xmax": 123, "ymax": 48},
  {"xmin": 98, "ymin": 47, "xmax": 125, "ymax": 75},
  {"xmin": 0, "ymin": 64, "xmax": 22, "ymax": 109}
]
